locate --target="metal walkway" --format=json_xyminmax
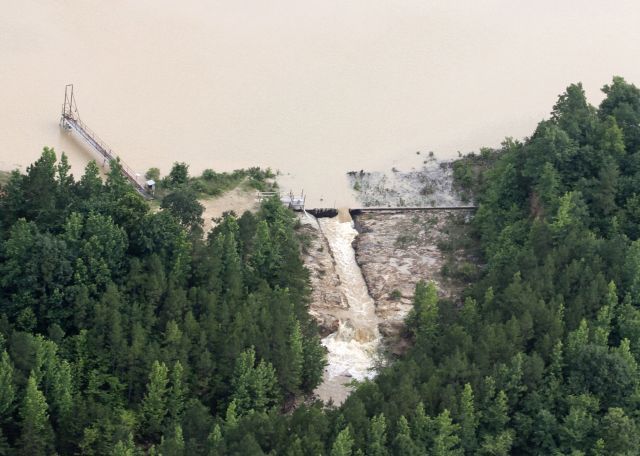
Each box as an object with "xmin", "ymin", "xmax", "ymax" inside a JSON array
[
  {"xmin": 305, "ymin": 206, "xmax": 478, "ymax": 218},
  {"xmin": 349, "ymin": 206, "xmax": 477, "ymax": 214},
  {"xmin": 59, "ymin": 84, "xmax": 149, "ymax": 197}
]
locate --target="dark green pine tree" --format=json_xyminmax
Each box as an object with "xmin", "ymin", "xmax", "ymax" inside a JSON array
[
  {"xmin": 251, "ymin": 220, "xmax": 280, "ymax": 283},
  {"xmin": 458, "ymin": 383, "xmax": 478, "ymax": 453},
  {"xmin": 288, "ymin": 319, "xmax": 305, "ymax": 394},
  {"xmin": 77, "ymin": 160, "xmax": 104, "ymax": 202},
  {"xmin": 110, "ymin": 433, "xmax": 136, "ymax": 456},
  {"xmin": 221, "ymin": 232, "xmax": 244, "ymax": 312},
  {"xmin": 168, "ymin": 361, "xmax": 187, "ymax": 424},
  {"xmin": 406, "ymin": 281, "xmax": 439, "ymax": 344},
  {"xmin": 18, "ymin": 375, "xmax": 54, "ymax": 456},
  {"xmin": 159, "ymin": 424, "xmax": 185, "ymax": 456},
  {"xmin": 367, "ymin": 413, "xmax": 388, "ymax": 456},
  {"xmin": 229, "ymin": 347, "xmax": 279, "ymax": 416},
  {"xmin": 392, "ymin": 416, "xmax": 420, "ymax": 456},
  {"xmin": 141, "ymin": 360, "xmax": 170, "ymax": 440},
  {"xmin": 21, "ymin": 147, "xmax": 58, "ymax": 227},
  {"xmin": 331, "ymin": 427, "xmax": 354, "ymax": 456},
  {"xmin": 302, "ymin": 332, "xmax": 326, "ymax": 392},
  {"xmin": 0, "ymin": 350, "xmax": 15, "ymax": 422},
  {"xmin": 431, "ymin": 409, "xmax": 462, "ymax": 456}
]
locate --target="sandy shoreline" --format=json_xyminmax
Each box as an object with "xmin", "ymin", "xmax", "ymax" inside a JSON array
[{"xmin": 200, "ymin": 187, "xmax": 260, "ymax": 230}]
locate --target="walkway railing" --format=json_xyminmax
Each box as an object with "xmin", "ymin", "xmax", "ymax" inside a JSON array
[{"xmin": 60, "ymin": 84, "xmax": 149, "ymax": 197}]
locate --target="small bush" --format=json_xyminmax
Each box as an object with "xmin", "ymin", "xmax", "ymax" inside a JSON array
[
  {"xmin": 420, "ymin": 183, "xmax": 435, "ymax": 196},
  {"xmin": 395, "ymin": 233, "xmax": 417, "ymax": 248},
  {"xmin": 437, "ymin": 238, "xmax": 454, "ymax": 252},
  {"xmin": 145, "ymin": 167, "xmax": 160, "ymax": 181},
  {"xmin": 455, "ymin": 262, "xmax": 479, "ymax": 281},
  {"xmin": 389, "ymin": 289, "xmax": 402, "ymax": 301},
  {"xmin": 202, "ymin": 169, "xmax": 216, "ymax": 180}
]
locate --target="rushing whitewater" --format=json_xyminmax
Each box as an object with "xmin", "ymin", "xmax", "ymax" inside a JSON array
[{"xmin": 313, "ymin": 214, "xmax": 381, "ymax": 402}]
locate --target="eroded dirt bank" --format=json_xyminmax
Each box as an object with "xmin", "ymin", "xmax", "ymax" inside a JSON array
[
  {"xmin": 298, "ymin": 214, "xmax": 345, "ymax": 339},
  {"xmin": 298, "ymin": 212, "xmax": 382, "ymax": 405},
  {"xmin": 353, "ymin": 210, "xmax": 477, "ymax": 355},
  {"xmin": 299, "ymin": 209, "xmax": 477, "ymax": 403}
]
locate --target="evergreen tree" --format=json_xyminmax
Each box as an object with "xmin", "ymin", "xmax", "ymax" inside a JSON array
[
  {"xmin": 159, "ymin": 424, "xmax": 185, "ymax": 456},
  {"xmin": 0, "ymin": 351, "xmax": 15, "ymax": 421},
  {"xmin": 49, "ymin": 358, "xmax": 73, "ymax": 434},
  {"xmin": 432, "ymin": 409, "xmax": 462, "ymax": 456},
  {"xmin": 599, "ymin": 116, "xmax": 626, "ymax": 159},
  {"xmin": 624, "ymin": 240, "xmax": 640, "ymax": 305},
  {"xmin": 230, "ymin": 347, "xmax": 279, "ymax": 416},
  {"xmin": 225, "ymin": 400, "xmax": 238, "ymax": 429},
  {"xmin": 481, "ymin": 389, "xmax": 509, "ymax": 437},
  {"xmin": 535, "ymin": 162, "xmax": 561, "ymax": 214},
  {"xmin": 302, "ymin": 333, "xmax": 326, "ymax": 392},
  {"xmin": 141, "ymin": 361, "xmax": 169, "ymax": 439},
  {"xmin": 78, "ymin": 160, "xmax": 103, "ymax": 201},
  {"xmin": 407, "ymin": 281, "xmax": 439, "ymax": 344},
  {"xmin": 167, "ymin": 162, "xmax": 189, "ymax": 187},
  {"xmin": 600, "ymin": 76, "xmax": 640, "ymax": 151},
  {"xmin": 22, "ymin": 147, "xmax": 58, "ymax": 227},
  {"xmin": 285, "ymin": 437, "xmax": 304, "ymax": 456},
  {"xmin": 207, "ymin": 424, "xmax": 224, "ymax": 455},
  {"xmin": 367, "ymin": 413, "xmax": 388, "ymax": 456},
  {"xmin": 111, "ymin": 433, "xmax": 136, "ymax": 456},
  {"xmin": 559, "ymin": 394, "xmax": 598, "ymax": 453},
  {"xmin": 331, "ymin": 427, "xmax": 354, "ymax": 456},
  {"xmin": 392, "ymin": 416, "xmax": 419, "ymax": 456},
  {"xmin": 551, "ymin": 82, "xmax": 594, "ymax": 143},
  {"xmin": 411, "ymin": 402, "xmax": 430, "ymax": 448},
  {"xmin": 251, "ymin": 220, "xmax": 280, "ymax": 282},
  {"xmin": 18, "ymin": 375, "xmax": 54, "ymax": 455},
  {"xmin": 567, "ymin": 320, "xmax": 589, "ymax": 357},
  {"xmin": 221, "ymin": 232, "xmax": 243, "ymax": 309},
  {"xmin": 168, "ymin": 361, "xmax": 187, "ymax": 423},
  {"xmin": 458, "ymin": 383, "xmax": 478, "ymax": 453},
  {"xmin": 161, "ymin": 188, "xmax": 204, "ymax": 232},
  {"xmin": 478, "ymin": 430, "xmax": 514, "ymax": 456},
  {"xmin": 593, "ymin": 301, "xmax": 613, "ymax": 346},
  {"xmin": 288, "ymin": 319, "xmax": 304, "ymax": 394},
  {"xmin": 600, "ymin": 407, "xmax": 639, "ymax": 454}
]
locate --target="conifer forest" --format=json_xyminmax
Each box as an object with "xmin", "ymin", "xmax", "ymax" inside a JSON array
[{"xmin": 3, "ymin": 77, "xmax": 640, "ymax": 454}]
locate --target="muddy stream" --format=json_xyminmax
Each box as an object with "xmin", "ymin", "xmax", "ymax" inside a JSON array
[{"xmin": 311, "ymin": 210, "xmax": 381, "ymax": 404}]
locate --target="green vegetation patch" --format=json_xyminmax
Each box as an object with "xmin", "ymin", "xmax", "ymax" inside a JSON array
[
  {"xmin": 0, "ymin": 149, "xmax": 324, "ymax": 454},
  {"xmin": 0, "ymin": 171, "xmax": 10, "ymax": 187},
  {"xmin": 149, "ymin": 162, "xmax": 276, "ymax": 200}
]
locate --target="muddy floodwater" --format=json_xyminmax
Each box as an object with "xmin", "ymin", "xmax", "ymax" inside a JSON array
[
  {"xmin": 314, "ymin": 213, "xmax": 381, "ymax": 404},
  {"xmin": 2, "ymin": 1, "xmax": 640, "ymax": 206}
]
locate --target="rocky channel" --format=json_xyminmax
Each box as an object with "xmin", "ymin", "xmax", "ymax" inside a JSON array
[
  {"xmin": 352, "ymin": 210, "xmax": 476, "ymax": 355},
  {"xmin": 299, "ymin": 207, "xmax": 476, "ymax": 403}
]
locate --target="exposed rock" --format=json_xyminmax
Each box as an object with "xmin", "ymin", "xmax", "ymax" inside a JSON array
[
  {"xmin": 298, "ymin": 208, "xmax": 477, "ymax": 400},
  {"xmin": 348, "ymin": 159, "xmax": 464, "ymax": 207},
  {"xmin": 297, "ymin": 214, "xmax": 346, "ymax": 334},
  {"xmin": 315, "ymin": 315, "xmax": 340, "ymax": 338},
  {"xmin": 353, "ymin": 210, "xmax": 476, "ymax": 354}
]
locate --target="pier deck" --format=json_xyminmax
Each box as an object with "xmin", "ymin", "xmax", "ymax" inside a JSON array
[{"xmin": 60, "ymin": 85, "xmax": 149, "ymax": 197}]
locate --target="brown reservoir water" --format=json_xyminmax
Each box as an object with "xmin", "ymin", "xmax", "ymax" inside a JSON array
[{"xmin": 2, "ymin": 0, "xmax": 640, "ymax": 207}]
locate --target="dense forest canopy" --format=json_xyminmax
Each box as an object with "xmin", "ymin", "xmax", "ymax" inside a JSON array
[
  {"xmin": 2, "ymin": 76, "xmax": 640, "ymax": 454},
  {"xmin": 0, "ymin": 156, "xmax": 324, "ymax": 454}
]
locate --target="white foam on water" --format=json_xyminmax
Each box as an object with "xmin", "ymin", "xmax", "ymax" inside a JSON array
[{"xmin": 317, "ymin": 217, "xmax": 381, "ymax": 385}]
